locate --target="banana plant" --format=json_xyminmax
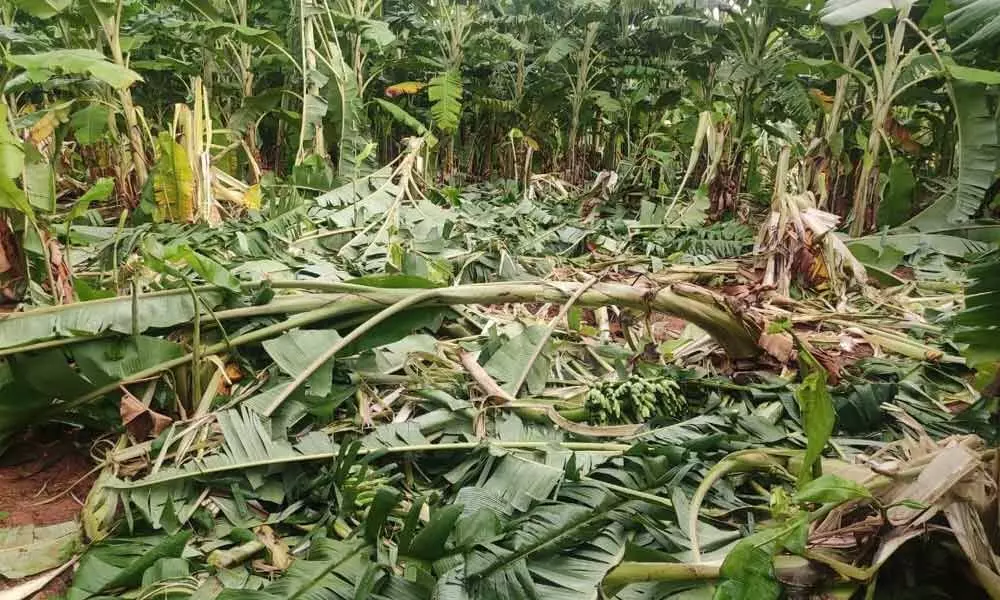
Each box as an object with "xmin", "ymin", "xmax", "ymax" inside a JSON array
[
  {"xmin": 821, "ymin": 0, "xmax": 1000, "ymax": 235},
  {"xmin": 0, "ymin": 33, "xmax": 141, "ymax": 302}
]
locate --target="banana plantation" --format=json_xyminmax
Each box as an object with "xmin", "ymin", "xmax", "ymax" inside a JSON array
[{"xmin": 1, "ymin": 0, "xmax": 1000, "ymax": 598}]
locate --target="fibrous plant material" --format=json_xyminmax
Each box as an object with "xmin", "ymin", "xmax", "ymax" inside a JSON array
[{"xmin": 2, "ymin": 0, "xmax": 999, "ymax": 598}]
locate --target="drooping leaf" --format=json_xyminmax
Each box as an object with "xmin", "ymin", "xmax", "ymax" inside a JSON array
[
  {"xmin": 13, "ymin": 0, "xmax": 71, "ymax": 19},
  {"xmin": 899, "ymin": 83, "xmax": 1000, "ymax": 229},
  {"xmin": 946, "ymin": 0, "xmax": 1000, "ymax": 51}
]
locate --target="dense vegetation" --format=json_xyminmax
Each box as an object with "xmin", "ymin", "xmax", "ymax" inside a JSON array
[{"xmin": 1, "ymin": 0, "xmax": 999, "ymax": 599}]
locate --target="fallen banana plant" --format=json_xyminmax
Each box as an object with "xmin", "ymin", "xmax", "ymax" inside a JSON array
[{"xmin": 681, "ymin": 418, "xmax": 1000, "ymax": 598}]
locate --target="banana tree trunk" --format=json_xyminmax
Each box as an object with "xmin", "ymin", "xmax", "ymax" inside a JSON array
[
  {"xmin": 567, "ymin": 22, "xmax": 599, "ymax": 179},
  {"xmin": 848, "ymin": 11, "xmax": 909, "ymax": 236},
  {"xmin": 16, "ymin": 279, "xmax": 761, "ymax": 419},
  {"xmin": 99, "ymin": 1, "xmax": 148, "ymax": 187}
]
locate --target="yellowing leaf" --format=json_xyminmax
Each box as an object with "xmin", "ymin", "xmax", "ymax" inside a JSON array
[
  {"xmin": 152, "ymin": 132, "xmax": 195, "ymax": 222},
  {"xmin": 808, "ymin": 88, "xmax": 834, "ymax": 113},
  {"xmin": 385, "ymin": 81, "xmax": 427, "ymax": 97},
  {"xmin": 242, "ymin": 183, "xmax": 262, "ymax": 210},
  {"xmin": 29, "ymin": 110, "xmax": 65, "ymax": 147}
]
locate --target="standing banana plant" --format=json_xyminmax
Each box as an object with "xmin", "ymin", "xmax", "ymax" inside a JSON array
[
  {"xmin": 566, "ymin": 20, "xmax": 600, "ymax": 179},
  {"xmin": 822, "ymin": 0, "xmax": 1000, "ymax": 235},
  {"xmin": 172, "ymin": 0, "xmax": 300, "ymax": 183},
  {"xmin": 424, "ymin": 0, "xmax": 474, "ymax": 177},
  {"xmin": 297, "ymin": 0, "xmax": 329, "ymax": 165},
  {"xmin": 295, "ymin": 0, "xmax": 392, "ymax": 175},
  {"xmin": 80, "ymin": 0, "xmax": 151, "ymax": 187},
  {"xmin": 1, "ymin": 27, "xmax": 141, "ymax": 302}
]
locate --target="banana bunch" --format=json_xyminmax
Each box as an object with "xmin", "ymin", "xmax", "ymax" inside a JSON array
[
  {"xmin": 586, "ymin": 376, "xmax": 685, "ymax": 425},
  {"xmin": 342, "ymin": 464, "xmax": 396, "ymax": 512}
]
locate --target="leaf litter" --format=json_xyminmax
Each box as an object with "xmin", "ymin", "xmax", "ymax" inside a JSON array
[{"xmin": 0, "ymin": 156, "xmax": 997, "ymax": 600}]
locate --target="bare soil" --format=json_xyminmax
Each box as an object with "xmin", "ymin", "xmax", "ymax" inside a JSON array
[{"xmin": 0, "ymin": 429, "xmax": 98, "ymax": 599}]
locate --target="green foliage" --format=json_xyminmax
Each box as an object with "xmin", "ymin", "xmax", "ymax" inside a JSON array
[
  {"xmin": 8, "ymin": 49, "xmax": 142, "ymax": 88},
  {"xmin": 484, "ymin": 325, "xmax": 552, "ymax": 395},
  {"xmin": 946, "ymin": 0, "xmax": 1000, "ymax": 51},
  {"xmin": 878, "ymin": 157, "xmax": 916, "ymax": 228},
  {"xmin": 263, "ymin": 329, "xmax": 343, "ymax": 398},
  {"xmin": 428, "ymin": 70, "xmax": 463, "ymax": 134},
  {"xmin": 3, "ymin": 2, "xmax": 1000, "ymax": 600},
  {"xmin": 793, "ymin": 474, "xmax": 872, "ymax": 505},
  {"xmin": 69, "ymin": 104, "xmax": 111, "ymax": 145},
  {"xmin": 956, "ymin": 255, "xmax": 1000, "ymax": 368},
  {"xmin": 66, "ymin": 532, "xmax": 192, "ymax": 600},
  {"xmin": 794, "ymin": 365, "xmax": 834, "ymax": 486},
  {"xmin": 714, "ymin": 532, "xmax": 783, "ymax": 600}
]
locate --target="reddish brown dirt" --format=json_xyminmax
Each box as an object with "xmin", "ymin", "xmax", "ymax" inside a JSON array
[
  {"xmin": 892, "ymin": 266, "xmax": 915, "ymax": 281},
  {"xmin": 0, "ymin": 429, "xmax": 97, "ymax": 599}
]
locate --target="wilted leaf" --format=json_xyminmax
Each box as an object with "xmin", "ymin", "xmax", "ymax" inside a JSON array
[
  {"xmin": 0, "ymin": 521, "xmax": 81, "ymax": 579},
  {"xmin": 715, "ymin": 533, "xmax": 782, "ymax": 600},
  {"xmin": 120, "ymin": 391, "xmax": 172, "ymax": 440},
  {"xmin": 484, "ymin": 326, "xmax": 551, "ymax": 395}
]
